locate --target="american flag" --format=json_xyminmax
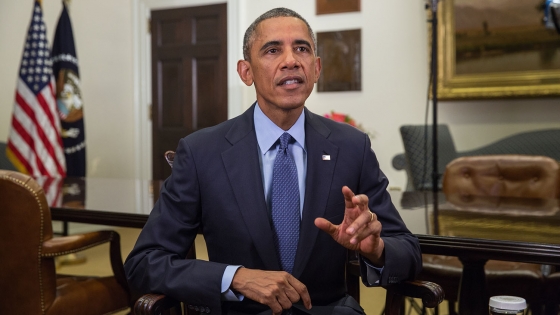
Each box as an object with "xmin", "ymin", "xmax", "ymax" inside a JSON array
[{"xmin": 6, "ymin": 1, "xmax": 66, "ymax": 177}]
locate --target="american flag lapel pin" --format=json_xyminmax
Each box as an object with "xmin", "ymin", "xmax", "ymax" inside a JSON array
[{"xmin": 322, "ymin": 155, "xmax": 331, "ymax": 161}]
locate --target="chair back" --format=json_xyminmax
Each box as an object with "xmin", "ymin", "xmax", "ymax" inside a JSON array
[
  {"xmin": 442, "ymin": 155, "xmax": 560, "ymax": 199},
  {"xmin": 0, "ymin": 170, "xmax": 57, "ymax": 314},
  {"xmin": 399, "ymin": 124, "xmax": 458, "ymax": 190}
]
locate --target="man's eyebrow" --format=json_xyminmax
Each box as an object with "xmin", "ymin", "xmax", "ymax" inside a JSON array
[
  {"xmin": 260, "ymin": 40, "xmax": 281, "ymax": 52},
  {"xmin": 259, "ymin": 39, "xmax": 312, "ymax": 53},
  {"xmin": 294, "ymin": 39, "xmax": 312, "ymax": 49}
]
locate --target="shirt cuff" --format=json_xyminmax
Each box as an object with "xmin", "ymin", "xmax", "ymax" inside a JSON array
[
  {"xmin": 221, "ymin": 265, "xmax": 245, "ymax": 301},
  {"xmin": 360, "ymin": 255, "xmax": 384, "ymax": 285}
]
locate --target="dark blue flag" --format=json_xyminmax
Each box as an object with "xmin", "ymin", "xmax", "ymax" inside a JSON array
[{"xmin": 52, "ymin": 2, "xmax": 86, "ymax": 177}]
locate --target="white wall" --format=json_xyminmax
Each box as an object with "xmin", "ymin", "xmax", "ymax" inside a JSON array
[
  {"xmin": 247, "ymin": 1, "xmax": 432, "ymax": 190},
  {"xmin": 440, "ymin": 99, "xmax": 559, "ymax": 152},
  {"xmin": 1, "ymin": 0, "xmax": 558, "ymax": 188}
]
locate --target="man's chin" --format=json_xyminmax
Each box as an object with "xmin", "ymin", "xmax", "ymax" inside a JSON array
[
  {"xmin": 278, "ymin": 103, "xmax": 306, "ymax": 112},
  {"xmin": 278, "ymin": 95, "xmax": 311, "ymax": 110},
  {"xmin": 256, "ymin": 94, "xmax": 310, "ymax": 112}
]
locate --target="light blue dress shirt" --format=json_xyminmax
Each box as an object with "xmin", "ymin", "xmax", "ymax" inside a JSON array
[
  {"xmin": 220, "ymin": 105, "xmax": 306, "ymax": 301},
  {"xmin": 254, "ymin": 104, "xmax": 307, "ymax": 214}
]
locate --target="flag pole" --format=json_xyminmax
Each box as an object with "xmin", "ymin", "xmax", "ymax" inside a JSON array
[{"xmin": 430, "ymin": 0, "xmax": 440, "ymax": 235}]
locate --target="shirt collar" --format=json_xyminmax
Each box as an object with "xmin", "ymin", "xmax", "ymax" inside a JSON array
[{"xmin": 254, "ymin": 103, "xmax": 306, "ymax": 154}]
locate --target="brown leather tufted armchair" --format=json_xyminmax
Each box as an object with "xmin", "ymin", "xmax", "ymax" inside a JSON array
[
  {"xmin": 131, "ymin": 151, "xmax": 445, "ymax": 315},
  {"xmin": 0, "ymin": 169, "xmax": 131, "ymax": 315},
  {"xmin": 418, "ymin": 154, "xmax": 560, "ymax": 315}
]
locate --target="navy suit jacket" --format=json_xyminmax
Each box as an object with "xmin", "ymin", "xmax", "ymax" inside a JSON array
[{"xmin": 124, "ymin": 104, "xmax": 421, "ymax": 314}]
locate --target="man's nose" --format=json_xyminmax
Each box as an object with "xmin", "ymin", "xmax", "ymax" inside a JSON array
[{"xmin": 281, "ymin": 50, "xmax": 300, "ymax": 69}]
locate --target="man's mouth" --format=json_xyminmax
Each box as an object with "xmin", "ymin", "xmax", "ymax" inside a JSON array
[
  {"xmin": 278, "ymin": 76, "xmax": 303, "ymax": 86},
  {"xmin": 283, "ymin": 79, "xmax": 299, "ymax": 85}
]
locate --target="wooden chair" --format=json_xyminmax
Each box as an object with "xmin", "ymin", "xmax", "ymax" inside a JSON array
[
  {"xmin": 131, "ymin": 151, "xmax": 444, "ymax": 315},
  {"xmin": 418, "ymin": 154, "xmax": 560, "ymax": 314},
  {"xmin": 0, "ymin": 169, "xmax": 131, "ymax": 315}
]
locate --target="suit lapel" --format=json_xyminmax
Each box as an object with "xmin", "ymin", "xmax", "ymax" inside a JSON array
[
  {"xmin": 292, "ymin": 109, "xmax": 339, "ymax": 278},
  {"xmin": 221, "ymin": 104, "xmax": 281, "ymax": 270}
]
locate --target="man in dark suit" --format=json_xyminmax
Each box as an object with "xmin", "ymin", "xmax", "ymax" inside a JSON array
[{"xmin": 125, "ymin": 7, "xmax": 421, "ymax": 315}]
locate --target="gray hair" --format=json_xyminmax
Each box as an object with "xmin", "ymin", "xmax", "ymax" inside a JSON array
[{"xmin": 242, "ymin": 7, "xmax": 317, "ymax": 61}]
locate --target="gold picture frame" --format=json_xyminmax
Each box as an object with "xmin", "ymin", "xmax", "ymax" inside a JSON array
[
  {"xmin": 316, "ymin": 0, "xmax": 360, "ymax": 15},
  {"xmin": 437, "ymin": 0, "xmax": 560, "ymax": 100}
]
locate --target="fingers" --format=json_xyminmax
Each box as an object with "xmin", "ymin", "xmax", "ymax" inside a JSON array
[
  {"xmin": 342, "ymin": 186, "xmax": 357, "ymax": 208},
  {"xmin": 288, "ymin": 276, "xmax": 312, "ymax": 310},
  {"xmin": 275, "ymin": 285, "xmax": 297, "ymax": 312},
  {"xmin": 314, "ymin": 217, "xmax": 336, "ymax": 235},
  {"xmin": 345, "ymin": 209, "xmax": 375, "ymax": 239},
  {"xmin": 341, "ymin": 187, "xmax": 383, "ymax": 246},
  {"xmin": 270, "ymin": 273, "xmax": 311, "ymax": 312},
  {"xmin": 342, "ymin": 187, "xmax": 372, "ymax": 237},
  {"xmin": 342, "ymin": 186, "xmax": 368, "ymax": 211},
  {"xmin": 231, "ymin": 268, "xmax": 311, "ymax": 313},
  {"xmin": 351, "ymin": 215, "xmax": 382, "ymax": 245}
]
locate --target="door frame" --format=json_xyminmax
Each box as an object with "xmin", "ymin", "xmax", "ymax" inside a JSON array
[{"xmin": 132, "ymin": 0, "xmax": 243, "ymax": 179}]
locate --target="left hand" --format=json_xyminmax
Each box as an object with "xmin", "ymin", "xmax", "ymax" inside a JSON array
[{"xmin": 314, "ymin": 186, "xmax": 385, "ymax": 266}]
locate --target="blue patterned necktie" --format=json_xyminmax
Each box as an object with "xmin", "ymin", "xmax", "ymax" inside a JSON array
[{"xmin": 271, "ymin": 132, "xmax": 300, "ymax": 274}]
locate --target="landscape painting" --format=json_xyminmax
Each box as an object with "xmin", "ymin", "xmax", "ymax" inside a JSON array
[
  {"xmin": 454, "ymin": 0, "xmax": 560, "ymax": 75},
  {"xmin": 436, "ymin": 0, "xmax": 560, "ymax": 99}
]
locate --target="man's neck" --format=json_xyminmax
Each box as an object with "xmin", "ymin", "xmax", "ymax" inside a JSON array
[{"xmin": 256, "ymin": 103, "xmax": 304, "ymax": 131}]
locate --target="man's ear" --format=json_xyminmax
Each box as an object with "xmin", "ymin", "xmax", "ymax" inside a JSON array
[
  {"xmin": 237, "ymin": 60, "xmax": 254, "ymax": 86},
  {"xmin": 314, "ymin": 56, "xmax": 322, "ymax": 83}
]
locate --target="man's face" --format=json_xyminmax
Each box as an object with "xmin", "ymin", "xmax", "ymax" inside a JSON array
[{"xmin": 238, "ymin": 17, "xmax": 321, "ymax": 114}]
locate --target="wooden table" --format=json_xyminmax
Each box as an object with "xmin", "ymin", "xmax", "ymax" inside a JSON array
[{"xmin": 46, "ymin": 178, "xmax": 560, "ymax": 314}]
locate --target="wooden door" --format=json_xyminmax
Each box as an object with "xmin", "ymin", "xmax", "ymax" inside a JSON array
[{"xmin": 151, "ymin": 3, "xmax": 227, "ymax": 180}]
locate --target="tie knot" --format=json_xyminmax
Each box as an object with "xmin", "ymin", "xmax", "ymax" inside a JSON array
[{"xmin": 279, "ymin": 132, "xmax": 292, "ymax": 150}]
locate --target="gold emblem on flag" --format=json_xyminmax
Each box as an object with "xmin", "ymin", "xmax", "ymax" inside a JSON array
[{"xmin": 56, "ymin": 68, "xmax": 83, "ymax": 123}]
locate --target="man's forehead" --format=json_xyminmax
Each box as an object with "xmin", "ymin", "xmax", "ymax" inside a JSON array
[{"xmin": 254, "ymin": 16, "xmax": 311, "ymax": 40}]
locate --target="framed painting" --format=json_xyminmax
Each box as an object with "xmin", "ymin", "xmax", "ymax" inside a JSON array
[
  {"xmin": 317, "ymin": 29, "xmax": 361, "ymax": 92},
  {"xmin": 437, "ymin": 0, "xmax": 560, "ymax": 100},
  {"xmin": 316, "ymin": 0, "xmax": 360, "ymax": 15}
]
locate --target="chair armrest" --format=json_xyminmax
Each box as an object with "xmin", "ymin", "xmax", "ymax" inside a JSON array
[
  {"xmin": 346, "ymin": 258, "xmax": 443, "ymax": 309},
  {"xmin": 134, "ymin": 294, "xmax": 182, "ymax": 315},
  {"xmin": 392, "ymin": 153, "xmax": 406, "ymax": 171},
  {"xmin": 42, "ymin": 230, "xmax": 115, "ymax": 257},
  {"xmin": 388, "ymin": 280, "xmax": 444, "ymax": 308},
  {"xmin": 42, "ymin": 230, "xmax": 129, "ymax": 296},
  {"xmin": 384, "ymin": 280, "xmax": 444, "ymax": 315}
]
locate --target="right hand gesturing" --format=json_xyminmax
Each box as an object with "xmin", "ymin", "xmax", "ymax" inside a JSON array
[{"xmin": 231, "ymin": 268, "xmax": 312, "ymax": 315}]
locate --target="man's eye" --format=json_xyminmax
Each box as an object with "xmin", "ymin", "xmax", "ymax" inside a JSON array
[
  {"xmin": 267, "ymin": 48, "xmax": 278, "ymax": 54},
  {"xmin": 296, "ymin": 46, "xmax": 309, "ymax": 52}
]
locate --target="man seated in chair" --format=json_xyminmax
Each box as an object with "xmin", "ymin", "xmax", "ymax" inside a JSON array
[{"xmin": 125, "ymin": 7, "xmax": 421, "ymax": 315}]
